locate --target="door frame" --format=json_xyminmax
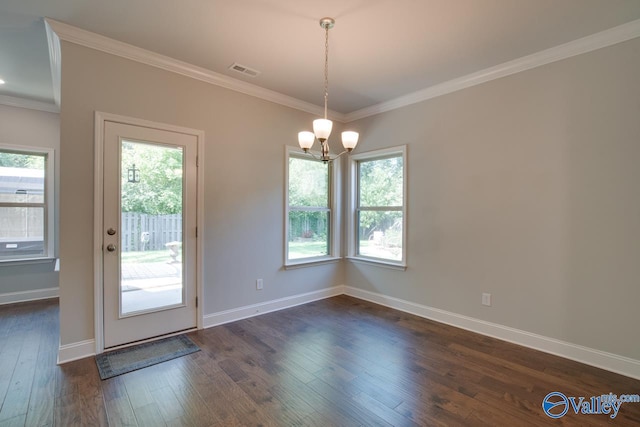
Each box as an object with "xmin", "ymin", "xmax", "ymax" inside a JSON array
[{"xmin": 93, "ymin": 111, "xmax": 205, "ymax": 354}]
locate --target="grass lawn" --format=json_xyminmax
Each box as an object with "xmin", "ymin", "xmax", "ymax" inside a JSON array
[
  {"xmin": 122, "ymin": 249, "xmax": 177, "ymax": 263},
  {"xmin": 288, "ymin": 241, "xmax": 328, "ymax": 259}
]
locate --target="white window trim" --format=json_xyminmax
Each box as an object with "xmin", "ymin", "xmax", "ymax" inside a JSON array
[
  {"xmin": 0, "ymin": 144, "xmax": 55, "ymax": 264},
  {"xmin": 347, "ymin": 145, "xmax": 407, "ymax": 269},
  {"xmin": 284, "ymin": 146, "xmax": 341, "ymax": 268}
]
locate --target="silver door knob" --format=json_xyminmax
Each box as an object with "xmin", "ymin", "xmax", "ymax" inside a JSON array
[
  {"xmin": 107, "ymin": 228, "xmax": 116, "ymax": 235},
  {"xmin": 106, "ymin": 244, "xmax": 117, "ymax": 252}
]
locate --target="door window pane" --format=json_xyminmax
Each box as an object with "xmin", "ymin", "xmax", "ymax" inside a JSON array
[{"xmin": 120, "ymin": 140, "xmax": 185, "ymax": 315}]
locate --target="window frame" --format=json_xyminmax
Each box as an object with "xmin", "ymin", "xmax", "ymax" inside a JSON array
[
  {"xmin": 284, "ymin": 146, "xmax": 341, "ymax": 268},
  {"xmin": 0, "ymin": 144, "xmax": 55, "ymax": 263},
  {"xmin": 348, "ymin": 145, "xmax": 407, "ymax": 269}
]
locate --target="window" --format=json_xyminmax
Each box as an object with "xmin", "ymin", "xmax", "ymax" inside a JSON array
[
  {"xmin": 0, "ymin": 146, "xmax": 54, "ymax": 261},
  {"xmin": 285, "ymin": 147, "xmax": 339, "ymax": 265},
  {"xmin": 349, "ymin": 146, "xmax": 406, "ymax": 266}
]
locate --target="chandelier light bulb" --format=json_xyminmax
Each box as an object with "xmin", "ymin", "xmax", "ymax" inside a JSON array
[
  {"xmin": 313, "ymin": 119, "xmax": 333, "ymax": 142},
  {"xmin": 341, "ymin": 131, "xmax": 359, "ymax": 150},
  {"xmin": 298, "ymin": 131, "xmax": 315, "ymax": 150}
]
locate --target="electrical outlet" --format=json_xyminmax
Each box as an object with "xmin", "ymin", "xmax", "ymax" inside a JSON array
[
  {"xmin": 482, "ymin": 293, "xmax": 491, "ymax": 306},
  {"xmin": 256, "ymin": 279, "xmax": 263, "ymax": 290}
]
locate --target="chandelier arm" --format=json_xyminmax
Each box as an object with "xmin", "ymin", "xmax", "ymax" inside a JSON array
[
  {"xmin": 304, "ymin": 150, "xmax": 321, "ymax": 161},
  {"xmin": 307, "ymin": 149, "xmax": 350, "ymax": 163},
  {"xmin": 331, "ymin": 149, "xmax": 350, "ymax": 160}
]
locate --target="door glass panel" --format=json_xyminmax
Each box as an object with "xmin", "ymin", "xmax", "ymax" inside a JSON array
[{"xmin": 120, "ymin": 140, "xmax": 184, "ymax": 315}]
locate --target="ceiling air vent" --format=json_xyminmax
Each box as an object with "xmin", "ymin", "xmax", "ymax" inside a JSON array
[{"xmin": 228, "ymin": 63, "xmax": 261, "ymax": 78}]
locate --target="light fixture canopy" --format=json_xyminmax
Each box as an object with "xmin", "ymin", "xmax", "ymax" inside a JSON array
[{"xmin": 298, "ymin": 17, "xmax": 359, "ymax": 162}]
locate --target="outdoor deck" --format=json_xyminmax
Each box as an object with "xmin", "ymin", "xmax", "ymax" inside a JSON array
[{"xmin": 121, "ymin": 259, "xmax": 182, "ymax": 313}]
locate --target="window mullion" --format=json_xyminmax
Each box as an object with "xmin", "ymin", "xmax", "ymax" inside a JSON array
[
  {"xmin": 289, "ymin": 206, "xmax": 330, "ymax": 212},
  {"xmin": 357, "ymin": 206, "xmax": 402, "ymax": 212},
  {"xmin": 0, "ymin": 202, "xmax": 46, "ymax": 208}
]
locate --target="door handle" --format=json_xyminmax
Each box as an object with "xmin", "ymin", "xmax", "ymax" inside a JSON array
[
  {"xmin": 107, "ymin": 228, "xmax": 117, "ymax": 235},
  {"xmin": 106, "ymin": 244, "xmax": 117, "ymax": 252}
]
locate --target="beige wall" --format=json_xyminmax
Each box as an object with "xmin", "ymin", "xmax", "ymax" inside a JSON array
[
  {"xmin": 58, "ymin": 42, "xmax": 343, "ymax": 346},
  {"xmin": 58, "ymin": 34, "xmax": 640, "ymax": 362},
  {"xmin": 0, "ymin": 104, "xmax": 60, "ymax": 294},
  {"xmin": 346, "ymin": 38, "xmax": 640, "ymax": 360}
]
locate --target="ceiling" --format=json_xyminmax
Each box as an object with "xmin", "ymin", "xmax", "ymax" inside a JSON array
[{"xmin": 1, "ymin": 0, "xmax": 640, "ymax": 114}]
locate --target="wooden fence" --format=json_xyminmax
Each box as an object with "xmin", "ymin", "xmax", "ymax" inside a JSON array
[{"xmin": 121, "ymin": 212, "xmax": 182, "ymax": 252}]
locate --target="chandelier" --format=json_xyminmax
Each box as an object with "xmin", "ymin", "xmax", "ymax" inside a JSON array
[{"xmin": 298, "ymin": 17, "xmax": 359, "ymax": 162}]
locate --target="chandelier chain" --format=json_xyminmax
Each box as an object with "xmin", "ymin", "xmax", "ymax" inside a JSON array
[{"xmin": 324, "ymin": 24, "xmax": 329, "ymax": 119}]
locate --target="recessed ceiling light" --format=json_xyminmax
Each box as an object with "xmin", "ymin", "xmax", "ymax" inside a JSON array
[{"xmin": 0, "ymin": 79, "xmax": 5, "ymax": 85}]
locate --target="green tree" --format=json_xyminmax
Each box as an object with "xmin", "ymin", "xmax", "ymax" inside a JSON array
[
  {"xmin": 0, "ymin": 152, "xmax": 44, "ymax": 169},
  {"xmin": 359, "ymin": 156, "xmax": 403, "ymax": 235},
  {"xmin": 288, "ymin": 157, "xmax": 328, "ymax": 207},
  {"xmin": 121, "ymin": 142, "xmax": 183, "ymax": 215},
  {"xmin": 288, "ymin": 157, "xmax": 329, "ymax": 242}
]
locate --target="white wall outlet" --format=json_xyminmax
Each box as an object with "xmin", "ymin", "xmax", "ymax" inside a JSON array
[
  {"xmin": 482, "ymin": 293, "xmax": 491, "ymax": 306},
  {"xmin": 256, "ymin": 279, "xmax": 263, "ymax": 290}
]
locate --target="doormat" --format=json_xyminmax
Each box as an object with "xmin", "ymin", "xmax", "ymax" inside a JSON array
[{"xmin": 96, "ymin": 334, "xmax": 200, "ymax": 380}]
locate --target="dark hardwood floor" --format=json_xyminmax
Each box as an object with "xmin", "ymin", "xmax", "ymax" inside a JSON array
[{"xmin": 1, "ymin": 296, "xmax": 639, "ymax": 426}]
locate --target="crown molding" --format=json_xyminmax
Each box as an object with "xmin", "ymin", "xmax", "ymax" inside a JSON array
[
  {"xmin": 44, "ymin": 18, "xmax": 347, "ymax": 122},
  {"xmin": 0, "ymin": 94, "xmax": 59, "ymax": 114},
  {"xmin": 344, "ymin": 18, "xmax": 640, "ymax": 122},
  {"xmin": 43, "ymin": 17, "xmax": 640, "ymax": 124},
  {"xmin": 45, "ymin": 19, "xmax": 62, "ymax": 108}
]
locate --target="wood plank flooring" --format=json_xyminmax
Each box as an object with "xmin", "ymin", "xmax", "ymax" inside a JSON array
[{"xmin": 1, "ymin": 296, "xmax": 639, "ymax": 426}]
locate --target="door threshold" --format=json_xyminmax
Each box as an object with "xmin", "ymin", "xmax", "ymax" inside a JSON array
[{"xmin": 102, "ymin": 327, "xmax": 198, "ymax": 354}]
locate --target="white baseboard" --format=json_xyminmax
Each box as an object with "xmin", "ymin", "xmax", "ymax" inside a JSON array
[
  {"xmin": 344, "ymin": 286, "xmax": 640, "ymax": 381},
  {"xmin": 203, "ymin": 285, "xmax": 346, "ymax": 329},
  {"xmin": 0, "ymin": 287, "xmax": 59, "ymax": 305},
  {"xmin": 57, "ymin": 286, "xmax": 344, "ymax": 364},
  {"xmin": 52, "ymin": 285, "xmax": 640, "ymax": 379},
  {"xmin": 57, "ymin": 339, "xmax": 96, "ymax": 365}
]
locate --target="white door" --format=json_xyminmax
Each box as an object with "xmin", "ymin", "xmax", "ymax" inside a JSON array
[{"xmin": 103, "ymin": 121, "xmax": 198, "ymax": 349}]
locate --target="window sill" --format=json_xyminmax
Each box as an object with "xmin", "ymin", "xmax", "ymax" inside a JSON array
[
  {"xmin": 0, "ymin": 257, "xmax": 57, "ymax": 267},
  {"xmin": 284, "ymin": 257, "xmax": 342, "ymax": 270},
  {"xmin": 346, "ymin": 256, "xmax": 407, "ymax": 271}
]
